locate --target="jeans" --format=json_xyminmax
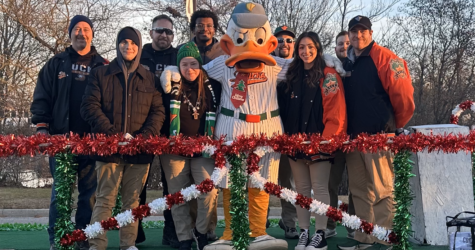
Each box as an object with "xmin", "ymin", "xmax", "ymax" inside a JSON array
[{"xmin": 48, "ymin": 156, "xmax": 96, "ymax": 245}]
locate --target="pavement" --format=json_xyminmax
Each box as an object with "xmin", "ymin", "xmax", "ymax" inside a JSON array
[{"xmin": 0, "ymin": 208, "xmax": 284, "ymax": 224}]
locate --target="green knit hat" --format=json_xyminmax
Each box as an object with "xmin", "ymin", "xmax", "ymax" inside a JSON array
[{"xmin": 177, "ymin": 41, "xmax": 203, "ymax": 67}]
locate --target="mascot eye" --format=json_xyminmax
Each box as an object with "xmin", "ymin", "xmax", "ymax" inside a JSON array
[
  {"xmin": 234, "ymin": 32, "xmax": 245, "ymax": 45},
  {"xmin": 255, "ymin": 28, "xmax": 266, "ymax": 45}
]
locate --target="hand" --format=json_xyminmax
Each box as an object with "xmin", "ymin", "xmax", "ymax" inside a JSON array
[
  {"xmin": 206, "ymin": 42, "xmax": 226, "ymax": 60},
  {"xmin": 323, "ymin": 53, "xmax": 345, "ymax": 77},
  {"xmin": 170, "ymin": 81, "xmax": 180, "ymax": 96},
  {"xmin": 160, "ymin": 66, "xmax": 181, "ymax": 94}
]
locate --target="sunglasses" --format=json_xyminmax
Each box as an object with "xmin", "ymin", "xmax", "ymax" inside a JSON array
[
  {"xmin": 277, "ymin": 38, "xmax": 294, "ymax": 44},
  {"xmin": 152, "ymin": 27, "xmax": 173, "ymax": 35}
]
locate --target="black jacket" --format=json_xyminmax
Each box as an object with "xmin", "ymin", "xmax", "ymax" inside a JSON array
[
  {"xmin": 140, "ymin": 44, "xmax": 178, "ymax": 79},
  {"xmin": 178, "ymin": 37, "xmax": 219, "ymax": 65},
  {"xmin": 80, "ymin": 59, "xmax": 165, "ymax": 163},
  {"xmin": 30, "ymin": 46, "xmax": 107, "ymax": 135}
]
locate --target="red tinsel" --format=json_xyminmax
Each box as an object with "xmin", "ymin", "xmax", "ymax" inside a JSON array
[
  {"xmin": 339, "ymin": 202, "xmax": 349, "ymax": 212},
  {"xmin": 360, "ymin": 220, "xmax": 374, "ymax": 234},
  {"xmin": 459, "ymin": 100, "xmax": 473, "ymax": 110},
  {"xmin": 60, "ymin": 234, "xmax": 74, "ymax": 246},
  {"xmin": 450, "ymin": 115, "xmax": 459, "ymax": 124},
  {"xmin": 133, "ymin": 204, "xmax": 151, "ymax": 221},
  {"xmin": 246, "ymin": 153, "xmax": 261, "ymax": 174},
  {"xmin": 264, "ymin": 182, "xmax": 282, "ymax": 197},
  {"xmin": 165, "ymin": 193, "xmax": 184, "ymax": 209},
  {"xmin": 388, "ymin": 231, "xmax": 399, "ymax": 244},
  {"xmin": 196, "ymin": 179, "xmax": 215, "ymax": 193},
  {"xmin": 295, "ymin": 194, "xmax": 313, "ymax": 210},
  {"xmin": 71, "ymin": 229, "xmax": 87, "ymax": 242},
  {"xmin": 100, "ymin": 217, "xmax": 119, "ymax": 230},
  {"xmin": 326, "ymin": 207, "xmax": 343, "ymax": 222}
]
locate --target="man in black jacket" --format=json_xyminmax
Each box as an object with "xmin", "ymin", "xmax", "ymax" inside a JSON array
[
  {"xmin": 30, "ymin": 15, "xmax": 108, "ymax": 250},
  {"xmin": 81, "ymin": 27, "xmax": 165, "ymax": 250},
  {"xmin": 137, "ymin": 14, "xmax": 179, "ymax": 247}
]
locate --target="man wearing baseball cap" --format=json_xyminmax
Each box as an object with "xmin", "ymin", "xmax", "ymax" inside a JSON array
[
  {"xmin": 273, "ymin": 25, "xmax": 296, "ymax": 59},
  {"xmin": 30, "ymin": 15, "xmax": 108, "ymax": 250},
  {"xmin": 337, "ymin": 15, "xmax": 415, "ymax": 250}
]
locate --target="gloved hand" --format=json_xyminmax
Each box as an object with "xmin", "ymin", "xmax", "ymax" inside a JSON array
[
  {"xmin": 323, "ymin": 53, "xmax": 345, "ymax": 77},
  {"xmin": 160, "ymin": 66, "xmax": 181, "ymax": 94}
]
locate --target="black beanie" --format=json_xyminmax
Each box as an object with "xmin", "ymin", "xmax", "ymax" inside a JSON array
[
  {"xmin": 68, "ymin": 15, "xmax": 94, "ymax": 38},
  {"xmin": 118, "ymin": 27, "xmax": 140, "ymax": 46}
]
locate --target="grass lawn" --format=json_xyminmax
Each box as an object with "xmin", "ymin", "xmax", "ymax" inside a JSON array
[{"xmin": 0, "ymin": 187, "xmax": 346, "ymax": 209}]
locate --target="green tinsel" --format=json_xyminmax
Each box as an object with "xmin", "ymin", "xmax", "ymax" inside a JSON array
[
  {"xmin": 53, "ymin": 152, "xmax": 77, "ymax": 250},
  {"xmin": 228, "ymin": 153, "xmax": 250, "ymax": 250},
  {"xmin": 112, "ymin": 186, "xmax": 122, "ymax": 216},
  {"xmin": 393, "ymin": 150, "xmax": 415, "ymax": 250}
]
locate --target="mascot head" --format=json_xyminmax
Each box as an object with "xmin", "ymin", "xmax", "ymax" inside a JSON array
[{"xmin": 220, "ymin": 2, "xmax": 278, "ymax": 73}]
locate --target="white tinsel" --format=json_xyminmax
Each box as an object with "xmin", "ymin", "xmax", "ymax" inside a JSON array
[
  {"xmin": 84, "ymin": 222, "xmax": 104, "ymax": 239},
  {"xmin": 341, "ymin": 212, "xmax": 362, "ymax": 230},
  {"xmin": 249, "ymin": 172, "xmax": 267, "ymax": 190},
  {"xmin": 210, "ymin": 167, "xmax": 228, "ymax": 186},
  {"xmin": 253, "ymin": 146, "xmax": 274, "ymax": 158},
  {"xmin": 338, "ymin": 200, "xmax": 342, "ymax": 207},
  {"xmin": 472, "ymin": 103, "xmax": 475, "ymax": 112},
  {"xmin": 280, "ymin": 188, "xmax": 297, "ymax": 205},
  {"xmin": 181, "ymin": 185, "xmax": 201, "ymax": 201},
  {"xmin": 149, "ymin": 198, "xmax": 167, "ymax": 214},
  {"xmin": 309, "ymin": 200, "xmax": 330, "ymax": 216},
  {"xmin": 452, "ymin": 106, "xmax": 462, "ymax": 116},
  {"xmin": 115, "ymin": 210, "xmax": 134, "ymax": 227},
  {"xmin": 202, "ymin": 144, "xmax": 217, "ymax": 156},
  {"xmin": 372, "ymin": 225, "xmax": 390, "ymax": 241}
]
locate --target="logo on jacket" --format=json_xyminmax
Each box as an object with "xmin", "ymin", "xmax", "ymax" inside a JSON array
[
  {"xmin": 390, "ymin": 58, "xmax": 407, "ymax": 80},
  {"xmin": 322, "ymin": 73, "xmax": 339, "ymax": 96},
  {"xmin": 58, "ymin": 71, "xmax": 66, "ymax": 79}
]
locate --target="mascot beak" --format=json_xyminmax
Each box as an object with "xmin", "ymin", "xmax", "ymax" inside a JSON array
[{"xmin": 220, "ymin": 34, "xmax": 278, "ymax": 73}]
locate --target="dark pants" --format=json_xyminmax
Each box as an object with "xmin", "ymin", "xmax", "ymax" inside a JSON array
[{"xmin": 48, "ymin": 156, "xmax": 97, "ymax": 245}]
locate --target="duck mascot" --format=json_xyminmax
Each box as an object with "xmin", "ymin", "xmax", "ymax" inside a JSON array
[{"xmin": 161, "ymin": 2, "xmax": 344, "ymax": 250}]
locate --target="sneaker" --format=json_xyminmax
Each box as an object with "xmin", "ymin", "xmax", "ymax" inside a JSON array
[
  {"xmin": 162, "ymin": 222, "xmax": 180, "ymax": 248},
  {"xmin": 347, "ymin": 231, "xmax": 355, "ymax": 239},
  {"xmin": 305, "ymin": 230, "xmax": 327, "ymax": 250},
  {"xmin": 193, "ymin": 228, "xmax": 209, "ymax": 250},
  {"xmin": 295, "ymin": 229, "xmax": 309, "ymax": 250},
  {"xmin": 324, "ymin": 228, "xmax": 337, "ymax": 238},
  {"xmin": 279, "ymin": 219, "xmax": 299, "ymax": 239},
  {"xmin": 207, "ymin": 230, "xmax": 218, "ymax": 241},
  {"xmin": 178, "ymin": 239, "xmax": 193, "ymax": 250},
  {"xmin": 365, "ymin": 243, "xmax": 392, "ymax": 250},
  {"xmin": 75, "ymin": 241, "xmax": 90, "ymax": 250},
  {"xmin": 337, "ymin": 238, "xmax": 373, "ymax": 250}
]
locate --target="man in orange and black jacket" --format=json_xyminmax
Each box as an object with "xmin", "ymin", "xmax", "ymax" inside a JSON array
[{"xmin": 337, "ymin": 16, "xmax": 415, "ymax": 250}]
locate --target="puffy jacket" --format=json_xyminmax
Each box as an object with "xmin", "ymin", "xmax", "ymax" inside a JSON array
[
  {"xmin": 30, "ymin": 46, "xmax": 107, "ymax": 135},
  {"xmin": 80, "ymin": 59, "xmax": 165, "ymax": 163}
]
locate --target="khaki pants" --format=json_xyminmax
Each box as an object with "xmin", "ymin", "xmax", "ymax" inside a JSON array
[
  {"xmin": 89, "ymin": 160, "xmax": 149, "ymax": 250},
  {"xmin": 327, "ymin": 150, "xmax": 355, "ymax": 232},
  {"xmin": 278, "ymin": 155, "xmax": 297, "ymax": 228},
  {"xmin": 289, "ymin": 159, "xmax": 331, "ymax": 230},
  {"xmin": 346, "ymin": 150, "xmax": 395, "ymax": 244},
  {"xmin": 161, "ymin": 154, "xmax": 218, "ymax": 242}
]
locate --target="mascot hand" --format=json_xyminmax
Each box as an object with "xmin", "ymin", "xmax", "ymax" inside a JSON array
[
  {"xmin": 323, "ymin": 53, "xmax": 345, "ymax": 77},
  {"xmin": 171, "ymin": 81, "xmax": 180, "ymax": 96},
  {"xmin": 160, "ymin": 66, "xmax": 181, "ymax": 94},
  {"xmin": 206, "ymin": 42, "xmax": 226, "ymax": 60}
]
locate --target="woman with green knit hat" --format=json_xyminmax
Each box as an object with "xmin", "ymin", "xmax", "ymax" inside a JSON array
[{"xmin": 160, "ymin": 41, "xmax": 221, "ymax": 250}]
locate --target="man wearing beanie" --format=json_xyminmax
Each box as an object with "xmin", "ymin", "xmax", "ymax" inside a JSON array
[
  {"xmin": 137, "ymin": 14, "xmax": 180, "ymax": 247},
  {"xmin": 30, "ymin": 14, "xmax": 108, "ymax": 250},
  {"xmin": 81, "ymin": 27, "xmax": 165, "ymax": 250}
]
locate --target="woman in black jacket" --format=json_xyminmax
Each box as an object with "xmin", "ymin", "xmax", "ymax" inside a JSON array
[
  {"xmin": 160, "ymin": 41, "xmax": 220, "ymax": 250},
  {"xmin": 278, "ymin": 31, "xmax": 347, "ymax": 250}
]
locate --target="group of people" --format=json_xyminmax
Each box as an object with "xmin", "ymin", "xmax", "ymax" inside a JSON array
[{"xmin": 30, "ymin": 3, "xmax": 415, "ymax": 250}]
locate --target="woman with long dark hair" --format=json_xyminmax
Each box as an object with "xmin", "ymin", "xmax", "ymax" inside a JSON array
[
  {"xmin": 278, "ymin": 31, "xmax": 347, "ymax": 250},
  {"xmin": 160, "ymin": 41, "xmax": 221, "ymax": 250}
]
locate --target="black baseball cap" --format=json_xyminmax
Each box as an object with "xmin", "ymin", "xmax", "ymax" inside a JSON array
[
  {"xmin": 348, "ymin": 15, "xmax": 372, "ymax": 31},
  {"xmin": 274, "ymin": 25, "xmax": 296, "ymax": 38}
]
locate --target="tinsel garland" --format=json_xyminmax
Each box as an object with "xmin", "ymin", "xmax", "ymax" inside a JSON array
[
  {"xmin": 392, "ymin": 150, "xmax": 415, "ymax": 250},
  {"xmin": 54, "ymin": 152, "xmax": 77, "ymax": 249},
  {"xmin": 473, "ymin": 152, "xmax": 475, "ymax": 202},
  {"xmin": 228, "ymin": 154, "xmax": 250, "ymax": 250},
  {"xmin": 450, "ymin": 100, "xmax": 475, "ymax": 124},
  {"xmin": 112, "ymin": 187, "xmax": 122, "ymax": 217}
]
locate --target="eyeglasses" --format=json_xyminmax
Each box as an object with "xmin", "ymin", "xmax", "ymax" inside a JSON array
[
  {"xmin": 152, "ymin": 27, "xmax": 173, "ymax": 35},
  {"xmin": 277, "ymin": 38, "xmax": 294, "ymax": 44},
  {"xmin": 195, "ymin": 24, "xmax": 214, "ymax": 30}
]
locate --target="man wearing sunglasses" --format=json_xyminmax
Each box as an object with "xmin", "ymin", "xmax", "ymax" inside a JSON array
[
  {"xmin": 273, "ymin": 25, "xmax": 296, "ymax": 59},
  {"xmin": 138, "ymin": 14, "xmax": 180, "ymax": 248}
]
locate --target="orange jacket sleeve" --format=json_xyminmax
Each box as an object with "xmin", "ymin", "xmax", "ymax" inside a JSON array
[
  {"xmin": 320, "ymin": 67, "xmax": 347, "ymax": 138},
  {"xmin": 371, "ymin": 44, "xmax": 415, "ymax": 128}
]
